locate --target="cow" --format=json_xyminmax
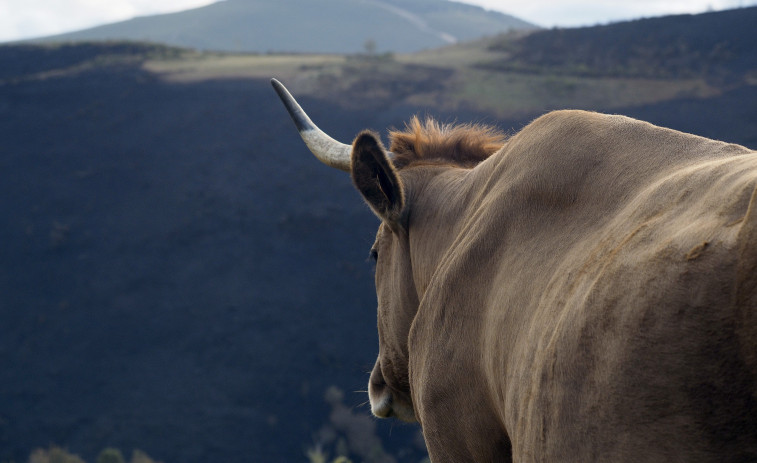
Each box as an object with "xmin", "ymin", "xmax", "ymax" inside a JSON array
[{"xmin": 271, "ymin": 78, "xmax": 757, "ymax": 462}]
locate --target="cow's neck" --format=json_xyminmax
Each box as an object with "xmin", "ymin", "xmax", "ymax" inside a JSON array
[
  {"xmin": 400, "ymin": 165, "xmax": 480, "ymax": 298},
  {"xmin": 401, "ymin": 154, "xmax": 531, "ymax": 365},
  {"xmin": 402, "ymin": 160, "xmax": 519, "ymax": 451}
]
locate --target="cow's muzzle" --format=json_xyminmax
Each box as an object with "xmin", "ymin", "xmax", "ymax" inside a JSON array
[{"xmin": 368, "ymin": 359, "xmax": 417, "ymax": 422}]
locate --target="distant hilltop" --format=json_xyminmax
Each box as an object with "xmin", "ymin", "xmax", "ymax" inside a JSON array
[{"xmin": 28, "ymin": 0, "xmax": 538, "ymax": 54}]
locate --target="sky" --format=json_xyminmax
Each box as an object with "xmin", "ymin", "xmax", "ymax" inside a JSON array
[
  {"xmin": 465, "ymin": 0, "xmax": 757, "ymax": 27},
  {"xmin": 1, "ymin": 0, "xmax": 756, "ymax": 43}
]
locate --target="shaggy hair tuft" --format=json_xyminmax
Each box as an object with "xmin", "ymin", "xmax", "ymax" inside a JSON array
[{"xmin": 389, "ymin": 116, "xmax": 507, "ymax": 169}]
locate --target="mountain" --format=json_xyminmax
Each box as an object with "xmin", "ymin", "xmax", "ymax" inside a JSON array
[
  {"xmin": 2, "ymin": 6, "xmax": 756, "ymax": 463},
  {"xmin": 32, "ymin": 0, "xmax": 538, "ymax": 54}
]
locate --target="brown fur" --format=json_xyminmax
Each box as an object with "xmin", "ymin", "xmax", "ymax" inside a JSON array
[
  {"xmin": 389, "ymin": 116, "xmax": 507, "ymax": 169},
  {"xmin": 347, "ymin": 110, "xmax": 757, "ymax": 462}
]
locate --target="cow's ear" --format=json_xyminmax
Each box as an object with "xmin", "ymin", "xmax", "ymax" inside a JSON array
[{"xmin": 351, "ymin": 131, "xmax": 405, "ymax": 227}]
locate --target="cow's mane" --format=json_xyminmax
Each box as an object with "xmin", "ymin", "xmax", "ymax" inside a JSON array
[{"xmin": 389, "ymin": 116, "xmax": 506, "ymax": 169}]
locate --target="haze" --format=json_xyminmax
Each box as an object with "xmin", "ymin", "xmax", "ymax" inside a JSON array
[{"xmin": 1, "ymin": 0, "xmax": 756, "ymax": 43}]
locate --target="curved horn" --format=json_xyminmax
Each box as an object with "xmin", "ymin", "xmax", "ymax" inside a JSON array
[{"xmin": 271, "ymin": 78, "xmax": 352, "ymax": 172}]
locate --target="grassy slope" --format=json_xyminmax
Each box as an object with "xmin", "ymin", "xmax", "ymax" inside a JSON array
[
  {"xmin": 8, "ymin": 37, "xmax": 729, "ymax": 120},
  {"xmin": 139, "ymin": 37, "xmax": 727, "ymax": 120},
  {"xmin": 134, "ymin": 7, "xmax": 757, "ymax": 120}
]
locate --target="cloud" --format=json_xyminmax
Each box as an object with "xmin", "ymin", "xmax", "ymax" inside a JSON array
[{"xmin": 0, "ymin": 0, "xmax": 218, "ymax": 42}]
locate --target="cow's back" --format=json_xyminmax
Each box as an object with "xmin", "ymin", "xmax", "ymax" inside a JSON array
[
  {"xmin": 411, "ymin": 110, "xmax": 757, "ymax": 461},
  {"xmin": 510, "ymin": 153, "xmax": 757, "ymax": 461}
]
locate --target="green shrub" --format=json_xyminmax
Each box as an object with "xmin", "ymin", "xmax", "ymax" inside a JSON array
[
  {"xmin": 28, "ymin": 447, "xmax": 85, "ymax": 463},
  {"xmin": 95, "ymin": 449, "xmax": 124, "ymax": 463},
  {"xmin": 26, "ymin": 447, "xmax": 161, "ymax": 463}
]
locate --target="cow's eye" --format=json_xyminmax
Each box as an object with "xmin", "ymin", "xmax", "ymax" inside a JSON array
[{"xmin": 369, "ymin": 248, "xmax": 378, "ymax": 262}]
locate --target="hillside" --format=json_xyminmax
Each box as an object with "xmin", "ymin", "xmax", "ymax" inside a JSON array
[
  {"xmin": 483, "ymin": 6, "xmax": 757, "ymax": 82},
  {"xmin": 1, "ymin": 6, "xmax": 757, "ymax": 463},
  {"xmin": 132, "ymin": 6, "xmax": 756, "ymax": 130},
  {"xmin": 32, "ymin": 0, "xmax": 537, "ymax": 54},
  {"xmin": 0, "ymin": 44, "xmax": 414, "ymax": 463}
]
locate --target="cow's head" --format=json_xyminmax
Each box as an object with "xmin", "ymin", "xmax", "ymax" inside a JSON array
[
  {"xmin": 351, "ymin": 131, "xmax": 418, "ymax": 422},
  {"xmin": 271, "ymin": 79, "xmax": 503, "ymax": 422},
  {"xmin": 272, "ymin": 79, "xmax": 417, "ymax": 421}
]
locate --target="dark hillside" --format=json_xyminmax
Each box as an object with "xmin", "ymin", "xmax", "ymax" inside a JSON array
[
  {"xmin": 485, "ymin": 6, "xmax": 757, "ymax": 81},
  {"xmin": 0, "ymin": 48, "xmax": 430, "ymax": 463},
  {"xmin": 622, "ymin": 84, "xmax": 757, "ymax": 148},
  {"xmin": 0, "ymin": 42, "xmax": 185, "ymax": 81}
]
